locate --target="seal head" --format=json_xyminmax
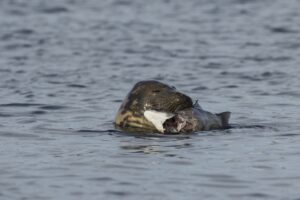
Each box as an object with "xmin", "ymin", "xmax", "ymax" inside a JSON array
[{"xmin": 115, "ymin": 80, "xmax": 193, "ymax": 131}]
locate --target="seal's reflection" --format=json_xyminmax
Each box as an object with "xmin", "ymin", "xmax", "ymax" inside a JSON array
[
  {"xmin": 121, "ymin": 144, "xmax": 166, "ymax": 154},
  {"xmin": 120, "ymin": 137, "xmax": 193, "ymax": 154}
]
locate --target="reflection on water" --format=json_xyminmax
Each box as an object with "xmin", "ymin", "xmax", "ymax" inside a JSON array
[{"xmin": 1, "ymin": 0, "xmax": 300, "ymax": 199}]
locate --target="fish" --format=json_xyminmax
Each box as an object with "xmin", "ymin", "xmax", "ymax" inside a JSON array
[{"xmin": 144, "ymin": 102, "xmax": 230, "ymax": 134}]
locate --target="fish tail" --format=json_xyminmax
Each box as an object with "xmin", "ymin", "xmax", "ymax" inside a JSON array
[{"xmin": 216, "ymin": 112, "xmax": 231, "ymax": 128}]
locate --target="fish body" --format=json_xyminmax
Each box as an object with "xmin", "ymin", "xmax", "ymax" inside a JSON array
[{"xmin": 145, "ymin": 104, "xmax": 230, "ymax": 134}]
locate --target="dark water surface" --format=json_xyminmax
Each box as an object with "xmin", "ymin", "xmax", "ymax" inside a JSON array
[{"xmin": 1, "ymin": 0, "xmax": 300, "ymax": 199}]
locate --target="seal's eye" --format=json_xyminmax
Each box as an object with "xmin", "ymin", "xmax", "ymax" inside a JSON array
[{"xmin": 152, "ymin": 90, "xmax": 160, "ymax": 93}]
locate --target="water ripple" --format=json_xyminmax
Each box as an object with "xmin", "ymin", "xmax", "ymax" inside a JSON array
[{"xmin": 0, "ymin": 0, "xmax": 300, "ymax": 199}]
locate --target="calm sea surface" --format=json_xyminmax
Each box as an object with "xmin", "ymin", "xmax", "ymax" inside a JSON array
[{"xmin": 1, "ymin": 0, "xmax": 300, "ymax": 199}]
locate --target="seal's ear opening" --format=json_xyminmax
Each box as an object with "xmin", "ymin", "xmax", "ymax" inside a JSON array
[{"xmin": 216, "ymin": 112, "xmax": 231, "ymax": 128}]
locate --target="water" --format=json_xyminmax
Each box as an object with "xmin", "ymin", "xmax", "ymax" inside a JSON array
[{"xmin": 0, "ymin": 0, "xmax": 300, "ymax": 199}]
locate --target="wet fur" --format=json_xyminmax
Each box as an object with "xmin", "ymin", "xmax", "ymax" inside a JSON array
[{"xmin": 115, "ymin": 80, "xmax": 193, "ymax": 131}]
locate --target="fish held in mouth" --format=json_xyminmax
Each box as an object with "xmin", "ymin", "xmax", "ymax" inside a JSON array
[{"xmin": 144, "ymin": 103, "xmax": 231, "ymax": 134}]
